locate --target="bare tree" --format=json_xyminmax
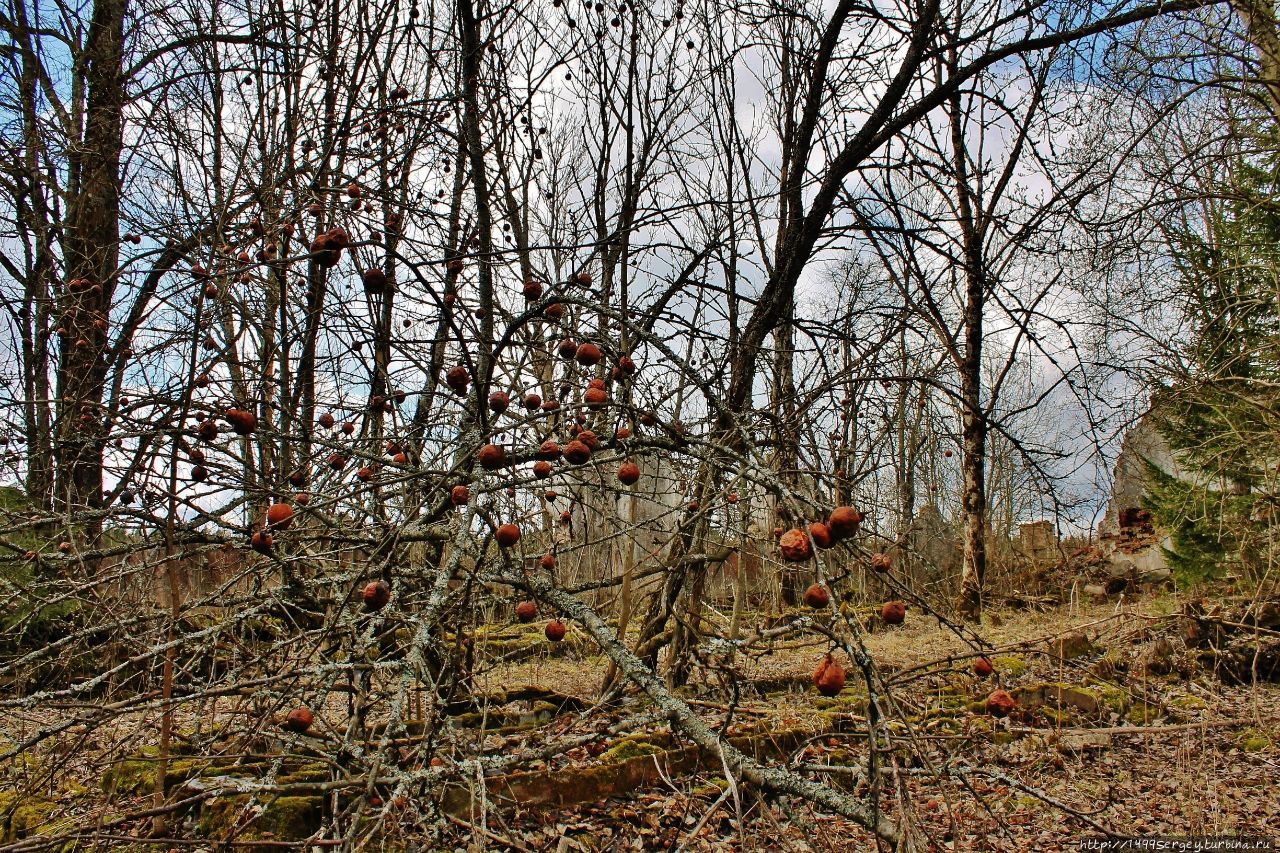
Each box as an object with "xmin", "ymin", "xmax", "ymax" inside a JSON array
[{"xmin": 0, "ymin": 0, "xmax": 1247, "ymax": 847}]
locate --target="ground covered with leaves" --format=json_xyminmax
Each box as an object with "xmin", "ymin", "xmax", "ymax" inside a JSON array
[{"xmin": 2, "ymin": 596, "xmax": 1277, "ymax": 850}]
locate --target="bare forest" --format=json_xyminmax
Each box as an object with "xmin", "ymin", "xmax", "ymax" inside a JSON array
[{"xmin": 1, "ymin": 0, "xmax": 1278, "ymax": 848}]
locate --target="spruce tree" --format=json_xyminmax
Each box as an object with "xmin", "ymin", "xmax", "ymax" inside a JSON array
[{"xmin": 1145, "ymin": 149, "xmax": 1280, "ymax": 586}]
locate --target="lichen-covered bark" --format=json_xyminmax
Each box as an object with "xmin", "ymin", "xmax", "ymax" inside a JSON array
[{"xmin": 526, "ymin": 573, "xmax": 902, "ymax": 847}]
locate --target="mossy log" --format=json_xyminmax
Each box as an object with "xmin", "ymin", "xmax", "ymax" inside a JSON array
[{"xmin": 440, "ymin": 718, "xmax": 840, "ymax": 816}]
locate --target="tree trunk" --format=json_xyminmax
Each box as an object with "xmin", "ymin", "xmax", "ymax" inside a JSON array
[
  {"xmin": 772, "ymin": 308, "xmax": 802, "ymax": 605},
  {"xmin": 950, "ymin": 76, "xmax": 989, "ymax": 622},
  {"xmin": 957, "ymin": 368, "xmax": 987, "ymax": 621},
  {"xmin": 13, "ymin": 15, "xmax": 56, "ymax": 510},
  {"xmin": 1232, "ymin": 0, "xmax": 1280, "ymax": 118},
  {"xmin": 55, "ymin": 0, "xmax": 126, "ymax": 526},
  {"xmin": 955, "ymin": 210, "xmax": 988, "ymax": 620}
]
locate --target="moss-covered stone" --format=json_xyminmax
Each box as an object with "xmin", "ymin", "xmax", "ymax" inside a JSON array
[
  {"xmin": 512, "ymin": 700, "xmax": 559, "ymax": 728},
  {"xmin": 102, "ymin": 752, "xmax": 155, "ymax": 796},
  {"xmin": 1125, "ymin": 701, "xmax": 1160, "ymax": 726},
  {"xmin": 275, "ymin": 764, "xmax": 330, "ymax": 786},
  {"xmin": 1163, "ymin": 693, "xmax": 1208, "ymax": 722},
  {"xmin": 1091, "ymin": 649, "xmax": 1128, "ymax": 680},
  {"xmin": 442, "ymin": 720, "xmax": 831, "ymax": 816},
  {"xmin": 0, "ymin": 790, "xmax": 68, "ymax": 842},
  {"xmin": 1013, "ymin": 682, "xmax": 1124, "ymax": 720},
  {"xmin": 825, "ymin": 748, "xmax": 859, "ymax": 767},
  {"xmin": 1167, "ymin": 693, "xmax": 1208, "ymax": 711},
  {"xmin": 367, "ymin": 718, "xmax": 429, "ymax": 737},
  {"xmin": 601, "ymin": 736, "xmax": 664, "ymax": 763},
  {"xmin": 255, "ymin": 796, "xmax": 322, "ymax": 838},
  {"xmin": 1047, "ymin": 633, "xmax": 1096, "ymax": 662},
  {"xmin": 198, "ymin": 794, "xmax": 322, "ymax": 841},
  {"xmin": 447, "ymin": 702, "xmax": 561, "ymax": 733},
  {"xmin": 992, "ymin": 656, "xmax": 1028, "ymax": 677},
  {"xmin": 102, "ymin": 749, "xmax": 205, "ymax": 797},
  {"xmin": 1092, "ymin": 684, "xmax": 1131, "ymax": 716},
  {"xmin": 967, "ymin": 716, "xmax": 994, "ymax": 734},
  {"xmin": 1038, "ymin": 706, "xmax": 1069, "ymax": 726},
  {"xmin": 691, "ymin": 777, "xmax": 729, "ymax": 797},
  {"xmin": 470, "ymin": 623, "xmax": 592, "ymax": 661},
  {"xmin": 812, "ymin": 691, "xmax": 870, "ymax": 715},
  {"xmin": 1236, "ymin": 729, "xmax": 1272, "ymax": 753}
]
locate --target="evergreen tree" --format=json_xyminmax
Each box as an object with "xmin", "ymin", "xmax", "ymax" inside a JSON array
[{"xmin": 1146, "ymin": 148, "xmax": 1280, "ymax": 586}]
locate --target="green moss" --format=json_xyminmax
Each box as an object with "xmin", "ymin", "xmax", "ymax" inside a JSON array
[
  {"xmin": 691, "ymin": 777, "xmax": 729, "ymax": 797},
  {"xmin": 929, "ymin": 716, "xmax": 966, "ymax": 735},
  {"xmin": 0, "ymin": 742, "xmax": 40, "ymax": 778},
  {"xmin": 257, "ymin": 797, "xmax": 321, "ymax": 838},
  {"xmin": 275, "ymin": 764, "xmax": 330, "ymax": 786},
  {"xmin": 812, "ymin": 688, "xmax": 870, "ymax": 715},
  {"xmin": 1163, "ymin": 694, "xmax": 1208, "ymax": 722},
  {"xmin": 936, "ymin": 688, "xmax": 971, "ymax": 710},
  {"xmin": 102, "ymin": 751, "xmax": 204, "ymax": 797},
  {"xmin": 992, "ymin": 656, "xmax": 1027, "ymax": 677},
  {"xmin": 9, "ymin": 800, "xmax": 59, "ymax": 840},
  {"xmin": 102, "ymin": 751, "xmax": 159, "ymax": 796},
  {"xmin": 913, "ymin": 704, "xmax": 966, "ymax": 727},
  {"xmin": 1126, "ymin": 702, "xmax": 1160, "ymax": 726},
  {"xmin": 1013, "ymin": 795, "xmax": 1040, "ymax": 811},
  {"xmin": 473, "ymin": 626, "xmax": 589, "ymax": 660},
  {"xmin": 198, "ymin": 794, "xmax": 322, "ymax": 841},
  {"xmin": 0, "ymin": 790, "xmax": 67, "ymax": 842},
  {"xmin": 1093, "ymin": 685, "xmax": 1131, "ymax": 716},
  {"xmin": 1039, "ymin": 706, "xmax": 1069, "ymax": 726},
  {"xmin": 1237, "ymin": 729, "xmax": 1272, "ymax": 753},
  {"xmin": 58, "ymin": 779, "xmax": 87, "ymax": 798},
  {"xmin": 600, "ymin": 736, "xmax": 663, "ymax": 763},
  {"xmin": 449, "ymin": 711, "xmax": 484, "ymax": 728},
  {"xmin": 988, "ymin": 730, "xmax": 1015, "ymax": 745},
  {"xmin": 1015, "ymin": 681, "xmax": 1129, "ymax": 719},
  {"xmin": 242, "ymin": 617, "xmax": 288, "ymax": 642},
  {"xmin": 825, "ymin": 748, "xmax": 859, "ymax": 767},
  {"xmin": 0, "ymin": 488, "xmax": 81, "ymax": 647}
]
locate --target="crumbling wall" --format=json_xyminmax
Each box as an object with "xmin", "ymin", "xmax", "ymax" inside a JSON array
[
  {"xmin": 1015, "ymin": 520, "xmax": 1057, "ymax": 563},
  {"xmin": 1098, "ymin": 414, "xmax": 1183, "ymax": 585},
  {"xmin": 904, "ymin": 502, "xmax": 960, "ymax": 576},
  {"xmin": 1099, "ymin": 417, "xmax": 1181, "ymax": 539}
]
